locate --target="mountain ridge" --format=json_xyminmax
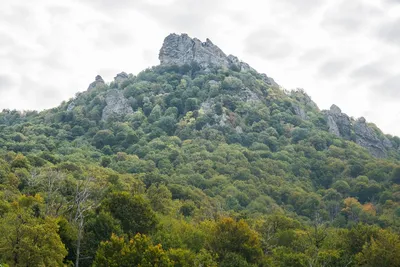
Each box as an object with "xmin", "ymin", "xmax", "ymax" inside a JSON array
[{"xmin": 76, "ymin": 33, "xmax": 396, "ymax": 158}]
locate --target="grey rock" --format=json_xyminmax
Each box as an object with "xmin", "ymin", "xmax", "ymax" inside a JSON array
[
  {"xmin": 243, "ymin": 88, "xmax": 261, "ymax": 102},
  {"xmin": 330, "ymin": 104, "xmax": 342, "ymax": 114},
  {"xmin": 114, "ymin": 72, "xmax": 129, "ymax": 86},
  {"xmin": 67, "ymin": 101, "xmax": 75, "ymax": 112},
  {"xmin": 293, "ymin": 105, "xmax": 308, "ymax": 120},
  {"xmin": 101, "ymin": 90, "xmax": 133, "ymax": 121},
  {"xmin": 382, "ymin": 136, "xmax": 393, "ymax": 149},
  {"xmin": 87, "ymin": 75, "xmax": 105, "ymax": 91},
  {"xmin": 235, "ymin": 126, "xmax": 243, "ymax": 134},
  {"xmin": 159, "ymin": 33, "xmax": 228, "ymax": 68},
  {"xmin": 261, "ymin": 73, "xmax": 279, "ymax": 87},
  {"xmin": 326, "ymin": 115, "xmax": 340, "ymax": 136},
  {"xmin": 354, "ymin": 117, "xmax": 387, "ymax": 158},
  {"xmin": 291, "ymin": 89, "xmax": 319, "ymax": 111},
  {"xmin": 159, "ymin": 33, "xmax": 260, "ymax": 74},
  {"xmin": 323, "ymin": 104, "xmax": 352, "ymax": 139}
]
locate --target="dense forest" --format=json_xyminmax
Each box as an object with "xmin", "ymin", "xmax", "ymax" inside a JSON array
[{"xmin": 0, "ymin": 61, "xmax": 400, "ymax": 267}]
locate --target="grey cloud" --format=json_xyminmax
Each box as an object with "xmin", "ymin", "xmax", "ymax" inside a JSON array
[
  {"xmin": 298, "ymin": 48, "xmax": 328, "ymax": 63},
  {"xmin": 376, "ymin": 18, "xmax": 400, "ymax": 45},
  {"xmin": 0, "ymin": 5, "xmax": 35, "ymax": 31},
  {"xmin": 0, "ymin": 33, "xmax": 16, "ymax": 47},
  {"xmin": 41, "ymin": 52, "xmax": 70, "ymax": 71},
  {"xmin": 350, "ymin": 62, "xmax": 389, "ymax": 79},
  {"xmin": 0, "ymin": 75, "xmax": 15, "ymax": 91},
  {"xmin": 374, "ymin": 74, "xmax": 400, "ymax": 99},
  {"xmin": 138, "ymin": 0, "xmax": 229, "ymax": 34},
  {"xmin": 18, "ymin": 76, "xmax": 62, "ymax": 108},
  {"xmin": 317, "ymin": 59, "xmax": 349, "ymax": 78},
  {"xmin": 321, "ymin": 0, "xmax": 383, "ymax": 33},
  {"xmin": 80, "ymin": 0, "xmax": 140, "ymax": 10},
  {"xmin": 47, "ymin": 5, "xmax": 71, "ymax": 16},
  {"xmin": 279, "ymin": 0, "xmax": 326, "ymax": 12},
  {"xmin": 88, "ymin": 22, "xmax": 136, "ymax": 49},
  {"xmin": 81, "ymin": 0, "xmax": 229, "ymax": 35},
  {"xmin": 244, "ymin": 28, "xmax": 294, "ymax": 60}
]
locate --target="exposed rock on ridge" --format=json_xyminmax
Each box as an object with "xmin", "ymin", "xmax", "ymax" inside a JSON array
[
  {"xmin": 353, "ymin": 117, "xmax": 392, "ymax": 158},
  {"xmin": 159, "ymin": 33, "xmax": 277, "ymax": 85},
  {"xmin": 88, "ymin": 75, "xmax": 105, "ymax": 91},
  {"xmin": 114, "ymin": 72, "xmax": 129, "ymax": 86},
  {"xmin": 323, "ymin": 105, "xmax": 352, "ymax": 140},
  {"xmin": 323, "ymin": 105, "xmax": 392, "ymax": 158}
]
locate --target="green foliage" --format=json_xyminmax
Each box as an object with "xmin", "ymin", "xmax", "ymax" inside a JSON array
[
  {"xmin": 0, "ymin": 196, "xmax": 67, "ymax": 266},
  {"xmin": 93, "ymin": 233, "xmax": 172, "ymax": 267},
  {"xmin": 103, "ymin": 192, "xmax": 158, "ymax": 235},
  {"xmin": 0, "ymin": 63, "xmax": 399, "ymax": 265},
  {"xmin": 209, "ymin": 217, "xmax": 263, "ymax": 264}
]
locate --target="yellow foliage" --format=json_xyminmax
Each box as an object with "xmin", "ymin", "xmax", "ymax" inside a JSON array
[{"xmin": 362, "ymin": 203, "xmax": 377, "ymax": 216}]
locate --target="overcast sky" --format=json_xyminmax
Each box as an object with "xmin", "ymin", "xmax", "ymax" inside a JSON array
[{"xmin": 1, "ymin": 0, "xmax": 400, "ymax": 135}]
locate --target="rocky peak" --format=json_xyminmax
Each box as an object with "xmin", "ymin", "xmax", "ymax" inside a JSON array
[
  {"xmin": 159, "ymin": 33, "xmax": 278, "ymax": 86},
  {"xmin": 159, "ymin": 33, "xmax": 230, "ymax": 69},
  {"xmin": 330, "ymin": 104, "xmax": 342, "ymax": 114},
  {"xmin": 114, "ymin": 72, "xmax": 129, "ymax": 86},
  {"xmin": 357, "ymin": 117, "xmax": 366, "ymax": 123},
  {"xmin": 87, "ymin": 75, "xmax": 105, "ymax": 91},
  {"xmin": 323, "ymin": 104, "xmax": 352, "ymax": 139}
]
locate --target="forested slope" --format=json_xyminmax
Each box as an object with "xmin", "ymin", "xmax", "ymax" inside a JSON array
[{"xmin": 0, "ymin": 34, "xmax": 400, "ymax": 266}]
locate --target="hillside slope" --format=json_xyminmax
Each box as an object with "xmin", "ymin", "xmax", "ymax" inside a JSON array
[{"xmin": 0, "ymin": 33, "xmax": 400, "ymax": 266}]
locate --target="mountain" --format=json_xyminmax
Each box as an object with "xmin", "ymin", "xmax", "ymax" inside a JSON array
[{"xmin": 0, "ymin": 33, "xmax": 400, "ymax": 266}]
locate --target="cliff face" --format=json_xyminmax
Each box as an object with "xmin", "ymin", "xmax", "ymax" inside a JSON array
[
  {"xmin": 324, "ymin": 105, "xmax": 352, "ymax": 140},
  {"xmin": 353, "ymin": 117, "xmax": 392, "ymax": 158},
  {"xmin": 322, "ymin": 105, "xmax": 392, "ymax": 158}
]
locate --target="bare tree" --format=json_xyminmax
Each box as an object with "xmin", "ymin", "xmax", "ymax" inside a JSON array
[
  {"xmin": 42, "ymin": 170, "xmax": 65, "ymax": 216},
  {"xmin": 69, "ymin": 177, "xmax": 103, "ymax": 267}
]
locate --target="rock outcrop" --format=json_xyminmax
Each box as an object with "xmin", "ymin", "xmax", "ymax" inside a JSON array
[
  {"xmin": 88, "ymin": 75, "xmax": 105, "ymax": 91},
  {"xmin": 291, "ymin": 89, "xmax": 319, "ymax": 120},
  {"xmin": 353, "ymin": 117, "xmax": 392, "ymax": 158},
  {"xmin": 159, "ymin": 33, "xmax": 230, "ymax": 69},
  {"xmin": 293, "ymin": 105, "xmax": 308, "ymax": 120},
  {"xmin": 114, "ymin": 72, "xmax": 129, "ymax": 86},
  {"xmin": 322, "ymin": 104, "xmax": 393, "ymax": 158},
  {"xmin": 323, "ymin": 105, "xmax": 352, "ymax": 139},
  {"xmin": 101, "ymin": 90, "xmax": 133, "ymax": 121},
  {"xmin": 159, "ymin": 33, "xmax": 277, "ymax": 85}
]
